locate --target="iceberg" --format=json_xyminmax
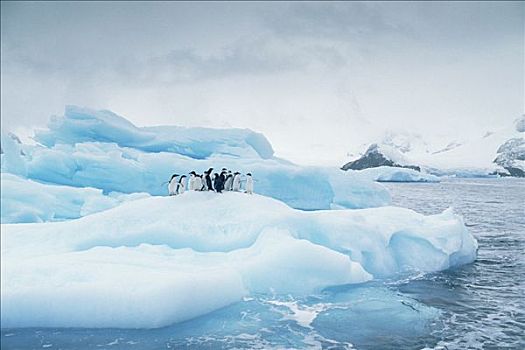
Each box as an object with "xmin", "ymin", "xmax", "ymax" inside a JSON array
[
  {"xmin": 353, "ymin": 166, "xmax": 440, "ymax": 183},
  {"xmin": 1, "ymin": 105, "xmax": 478, "ymax": 332},
  {"xmin": 21, "ymin": 141, "xmax": 390, "ymax": 210},
  {"xmin": 1, "ymin": 192, "xmax": 477, "ymax": 328},
  {"xmin": 1, "ymin": 106, "xmax": 391, "ymax": 210},
  {"xmin": 0, "ymin": 173, "xmax": 149, "ymax": 223},
  {"xmin": 34, "ymin": 105, "xmax": 274, "ymax": 160},
  {"xmin": 0, "ymin": 131, "xmax": 27, "ymax": 177}
]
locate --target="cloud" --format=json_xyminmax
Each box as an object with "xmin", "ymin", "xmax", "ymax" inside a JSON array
[
  {"xmin": 1, "ymin": 1, "xmax": 523, "ymax": 165},
  {"xmin": 125, "ymin": 39, "xmax": 307, "ymax": 85},
  {"xmin": 265, "ymin": 2, "xmax": 412, "ymax": 40}
]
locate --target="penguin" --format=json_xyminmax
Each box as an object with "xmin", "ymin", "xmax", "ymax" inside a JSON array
[
  {"xmin": 232, "ymin": 172, "xmax": 241, "ymax": 192},
  {"xmin": 224, "ymin": 173, "xmax": 233, "ymax": 192},
  {"xmin": 178, "ymin": 175, "xmax": 187, "ymax": 194},
  {"xmin": 194, "ymin": 174, "xmax": 203, "ymax": 191},
  {"xmin": 199, "ymin": 174, "xmax": 207, "ymax": 191},
  {"xmin": 205, "ymin": 168, "xmax": 214, "ymax": 191},
  {"xmin": 188, "ymin": 171, "xmax": 196, "ymax": 191},
  {"xmin": 245, "ymin": 173, "xmax": 254, "ymax": 194},
  {"xmin": 219, "ymin": 171, "xmax": 226, "ymax": 192},
  {"xmin": 227, "ymin": 171, "xmax": 233, "ymax": 190},
  {"xmin": 213, "ymin": 172, "xmax": 223, "ymax": 193},
  {"xmin": 168, "ymin": 174, "xmax": 179, "ymax": 196}
]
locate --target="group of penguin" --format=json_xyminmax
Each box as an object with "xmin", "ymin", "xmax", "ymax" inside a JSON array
[{"xmin": 168, "ymin": 168, "xmax": 254, "ymax": 196}]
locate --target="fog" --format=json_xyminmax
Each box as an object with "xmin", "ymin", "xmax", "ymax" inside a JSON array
[{"xmin": 1, "ymin": 1, "xmax": 523, "ymax": 165}]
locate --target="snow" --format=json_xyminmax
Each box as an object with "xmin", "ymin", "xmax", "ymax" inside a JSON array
[
  {"xmin": 353, "ymin": 166, "xmax": 440, "ymax": 183},
  {"xmin": 494, "ymin": 137, "xmax": 525, "ymax": 176},
  {"xmin": 515, "ymin": 115, "xmax": 525, "ymax": 133},
  {"xmin": 1, "ymin": 192, "xmax": 477, "ymax": 328},
  {"xmin": 347, "ymin": 117, "xmax": 525, "ymax": 177},
  {"xmin": 419, "ymin": 122, "xmax": 524, "ymax": 175},
  {"xmin": 1, "ymin": 106, "xmax": 391, "ymax": 210},
  {"xmin": 418, "ymin": 129, "xmax": 517, "ymax": 172},
  {"xmin": 371, "ymin": 144, "xmax": 412, "ymax": 166},
  {"xmin": 1, "ymin": 173, "xmax": 149, "ymax": 223}
]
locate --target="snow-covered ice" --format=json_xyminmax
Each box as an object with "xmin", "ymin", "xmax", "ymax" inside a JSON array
[
  {"xmin": 1, "ymin": 192, "xmax": 477, "ymax": 328},
  {"xmin": 1, "ymin": 106, "xmax": 390, "ymax": 211},
  {"xmin": 0, "ymin": 131, "xmax": 27, "ymax": 177},
  {"xmin": 1, "ymin": 106, "xmax": 478, "ymax": 331},
  {"xmin": 34, "ymin": 106, "xmax": 274, "ymax": 160},
  {"xmin": 20, "ymin": 142, "xmax": 390, "ymax": 210},
  {"xmin": 1, "ymin": 173, "xmax": 149, "ymax": 223}
]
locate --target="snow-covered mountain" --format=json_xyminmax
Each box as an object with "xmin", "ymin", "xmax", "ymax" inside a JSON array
[
  {"xmin": 342, "ymin": 143, "xmax": 421, "ymax": 171},
  {"xmin": 492, "ymin": 137, "xmax": 524, "ymax": 177},
  {"xmin": 343, "ymin": 115, "xmax": 525, "ymax": 177}
]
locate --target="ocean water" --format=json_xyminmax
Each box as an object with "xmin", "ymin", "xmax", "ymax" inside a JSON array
[
  {"xmin": 383, "ymin": 178, "xmax": 525, "ymax": 350},
  {"xmin": 2, "ymin": 178, "xmax": 524, "ymax": 349}
]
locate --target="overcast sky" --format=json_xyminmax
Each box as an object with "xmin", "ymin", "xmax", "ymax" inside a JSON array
[{"xmin": 1, "ymin": 1, "xmax": 523, "ymax": 165}]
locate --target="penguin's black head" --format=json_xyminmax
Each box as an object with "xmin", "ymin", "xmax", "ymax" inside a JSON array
[{"xmin": 247, "ymin": 173, "xmax": 252, "ymax": 176}]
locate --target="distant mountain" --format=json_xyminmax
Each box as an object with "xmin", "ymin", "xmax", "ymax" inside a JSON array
[
  {"xmin": 343, "ymin": 115, "xmax": 525, "ymax": 177},
  {"xmin": 341, "ymin": 144, "xmax": 420, "ymax": 171},
  {"xmin": 494, "ymin": 137, "xmax": 525, "ymax": 177}
]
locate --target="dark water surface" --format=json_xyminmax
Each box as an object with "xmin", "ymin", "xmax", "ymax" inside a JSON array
[{"xmin": 2, "ymin": 178, "xmax": 524, "ymax": 349}]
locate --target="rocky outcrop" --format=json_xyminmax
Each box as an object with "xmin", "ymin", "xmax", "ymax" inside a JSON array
[
  {"xmin": 342, "ymin": 144, "xmax": 421, "ymax": 172},
  {"xmin": 494, "ymin": 137, "xmax": 525, "ymax": 177}
]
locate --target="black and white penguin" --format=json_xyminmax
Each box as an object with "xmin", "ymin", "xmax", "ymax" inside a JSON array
[
  {"xmin": 194, "ymin": 174, "xmax": 203, "ymax": 191},
  {"xmin": 178, "ymin": 175, "xmax": 187, "ymax": 194},
  {"xmin": 168, "ymin": 174, "xmax": 179, "ymax": 196},
  {"xmin": 219, "ymin": 171, "xmax": 226, "ymax": 192},
  {"xmin": 205, "ymin": 168, "xmax": 214, "ymax": 191},
  {"xmin": 213, "ymin": 172, "xmax": 224, "ymax": 193},
  {"xmin": 232, "ymin": 172, "xmax": 241, "ymax": 192},
  {"xmin": 224, "ymin": 173, "xmax": 233, "ymax": 191},
  {"xmin": 245, "ymin": 173, "xmax": 254, "ymax": 194},
  {"xmin": 188, "ymin": 171, "xmax": 196, "ymax": 191}
]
